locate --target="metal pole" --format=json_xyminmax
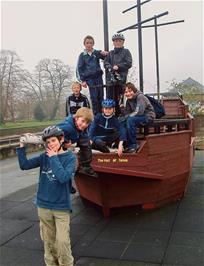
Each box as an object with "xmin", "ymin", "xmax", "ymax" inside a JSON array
[
  {"xmin": 154, "ymin": 17, "xmax": 160, "ymax": 100},
  {"xmin": 131, "ymin": 19, "xmax": 185, "ymax": 29},
  {"xmin": 103, "ymin": 0, "xmax": 109, "ymax": 51},
  {"xmin": 118, "ymin": 11, "xmax": 169, "ymax": 33},
  {"xmin": 122, "ymin": 0, "xmax": 151, "ymax": 14},
  {"xmin": 137, "ymin": 0, "xmax": 144, "ymax": 92}
]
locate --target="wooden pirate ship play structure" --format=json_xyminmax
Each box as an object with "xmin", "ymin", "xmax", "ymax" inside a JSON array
[
  {"xmin": 75, "ymin": 1, "xmax": 194, "ymax": 216},
  {"xmin": 75, "ymin": 94, "xmax": 195, "ymax": 216}
]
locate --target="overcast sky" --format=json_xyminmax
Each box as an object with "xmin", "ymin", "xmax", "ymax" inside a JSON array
[{"xmin": 1, "ymin": 0, "xmax": 204, "ymax": 92}]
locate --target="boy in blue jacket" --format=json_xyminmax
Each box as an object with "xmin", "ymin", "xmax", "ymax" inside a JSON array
[
  {"xmin": 16, "ymin": 126, "xmax": 76, "ymax": 266},
  {"xmin": 76, "ymin": 35, "xmax": 108, "ymax": 115},
  {"xmin": 57, "ymin": 107, "xmax": 97, "ymax": 177},
  {"xmin": 89, "ymin": 99, "xmax": 126, "ymax": 157}
]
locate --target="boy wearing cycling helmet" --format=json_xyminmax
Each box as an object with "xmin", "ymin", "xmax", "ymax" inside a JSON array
[
  {"xmin": 104, "ymin": 33, "xmax": 132, "ymax": 116},
  {"xmin": 16, "ymin": 126, "xmax": 76, "ymax": 266},
  {"xmin": 89, "ymin": 99, "xmax": 126, "ymax": 157}
]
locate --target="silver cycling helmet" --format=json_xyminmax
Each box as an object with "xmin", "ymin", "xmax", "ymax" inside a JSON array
[
  {"xmin": 112, "ymin": 33, "xmax": 125, "ymax": 41},
  {"xmin": 42, "ymin": 126, "xmax": 64, "ymax": 141}
]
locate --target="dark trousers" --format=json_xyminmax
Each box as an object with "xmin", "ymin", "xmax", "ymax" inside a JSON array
[
  {"xmin": 93, "ymin": 131, "xmax": 119, "ymax": 147},
  {"xmin": 86, "ymin": 76, "xmax": 104, "ymax": 115},
  {"xmin": 106, "ymin": 83, "xmax": 124, "ymax": 117},
  {"xmin": 77, "ymin": 134, "xmax": 92, "ymax": 167}
]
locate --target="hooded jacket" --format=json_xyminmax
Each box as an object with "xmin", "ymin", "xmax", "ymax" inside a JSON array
[{"xmin": 123, "ymin": 91, "xmax": 156, "ymax": 120}]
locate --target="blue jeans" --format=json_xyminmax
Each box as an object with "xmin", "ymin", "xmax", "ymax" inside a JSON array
[
  {"xmin": 86, "ymin": 76, "xmax": 104, "ymax": 115},
  {"xmin": 121, "ymin": 115, "xmax": 149, "ymax": 148}
]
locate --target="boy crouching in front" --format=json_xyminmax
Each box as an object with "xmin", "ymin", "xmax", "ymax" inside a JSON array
[{"xmin": 57, "ymin": 107, "xmax": 97, "ymax": 177}]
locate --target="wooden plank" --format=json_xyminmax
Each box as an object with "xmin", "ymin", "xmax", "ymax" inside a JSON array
[{"xmin": 93, "ymin": 165, "xmax": 163, "ymax": 180}]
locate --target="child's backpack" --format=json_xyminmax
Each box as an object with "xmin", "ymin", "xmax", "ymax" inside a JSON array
[{"xmin": 145, "ymin": 94, "xmax": 165, "ymax": 119}]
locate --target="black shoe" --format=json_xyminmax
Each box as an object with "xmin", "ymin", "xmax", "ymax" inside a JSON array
[
  {"xmin": 124, "ymin": 144, "xmax": 140, "ymax": 153},
  {"xmin": 92, "ymin": 142, "xmax": 110, "ymax": 153},
  {"xmin": 111, "ymin": 141, "xmax": 119, "ymax": 149},
  {"xmin": 124, "ymin": 148, "xmax": 136, "ymax": 153},
  {"xmin": 78, "ymin": 166, "xmax": 98, "ymax": 177},
  {"xmin": 71, "ymin": 186, "xmax": 77, "ymax": 194}
]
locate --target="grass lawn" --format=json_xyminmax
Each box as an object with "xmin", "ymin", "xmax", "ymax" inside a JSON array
[{"xmin": 0, "ymin": 119, "xmax": 61, "ymax": 129}]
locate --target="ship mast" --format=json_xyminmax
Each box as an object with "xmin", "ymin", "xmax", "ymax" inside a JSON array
[{"xmin": 103, "ymin": 0, "xmax": 109, "ymax": 52}]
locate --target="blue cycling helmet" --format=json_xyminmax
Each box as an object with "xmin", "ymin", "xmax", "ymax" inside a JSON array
[{"xmin": 102, "ymin": 99, "xmax": 116, "ymax": 108}]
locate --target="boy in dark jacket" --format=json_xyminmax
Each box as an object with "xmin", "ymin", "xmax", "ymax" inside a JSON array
[
  {"xmin": 66, "ymin": 81, "xmax": 90, "ymax": 116},
  {"xmin": 104, "ymin": 33, "xmax": 132, "ymax": 116},
  {"xmin": 89, "ymin": 99, "xmax": 126, "ymax": 157},
  {"xmin": 76, "ymin": 35, "xmax": 108, "ymax": 115},
  {"xmin": 16, "ymin": 126, "xmax": 76, "ymax": 266},
  {"xmin": 57, "ymin": 107, "xmax": 97, "ymax": 177},
  {"xmin": 120, "ymin": 82, "xmax": 155, "ymax": 153}
]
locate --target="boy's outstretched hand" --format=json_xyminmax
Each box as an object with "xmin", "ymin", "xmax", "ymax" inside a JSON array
[
  {"xmin": 82, "ymin": 81, "xmax": 87, "ymax": 88},
  {"xmin": 19, "ymin": 142, "xmax": 25, "ymax": 148},
  {"xmin": 117, "ymin": 141, "xmax": 123, "ymax": 157},
  {"xmin": 113, "ymin": 65, "xmax": 119, "ymax": 71},
  {"xmin": 100, "ymin": 51, "xmax": 109, "ymax": 56},
  {"xmin": 46, "ymin": 147, "xmax": 57, "ymax": 157}
]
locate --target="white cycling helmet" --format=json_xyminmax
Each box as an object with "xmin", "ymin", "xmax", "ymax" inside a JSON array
[{"xmin": 112, "ymin": 33, "xmax": 125, "ymax": 41}]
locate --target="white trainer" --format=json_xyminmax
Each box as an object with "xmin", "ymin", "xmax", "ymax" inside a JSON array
[{"xmin": 20, "ymin": 133, "xmax": 43, "ymax": 144}]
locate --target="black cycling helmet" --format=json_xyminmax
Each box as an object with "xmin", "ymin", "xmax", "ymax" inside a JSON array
[
  {"xmin": 42, "ymin": 126, "xmax": 64, "ymax": 142},
  {"xmin": 112, "ymin": 33, "xmax": 125, "ymax": 41}
]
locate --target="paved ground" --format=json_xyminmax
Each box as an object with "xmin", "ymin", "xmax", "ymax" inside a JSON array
[{"xmin": 0, "ymin": 151, "xmax": 203, "ymax": 266}]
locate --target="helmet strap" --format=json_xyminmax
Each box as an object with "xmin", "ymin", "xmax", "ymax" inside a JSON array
[{"xmin": 57, "ymin": 136, "xmax": 63, "ymax": 151}]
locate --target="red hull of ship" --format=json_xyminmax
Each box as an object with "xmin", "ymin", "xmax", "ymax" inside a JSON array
[
  {"xmin": 75, "ymin": 131, "xmax": 194, "ymax": 216},
  {"xmin": 75, "ymin": 97, "xmax": 195, "ymax": 216}
]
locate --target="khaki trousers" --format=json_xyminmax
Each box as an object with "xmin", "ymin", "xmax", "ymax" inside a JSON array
[{"xmin": 38, "ymin": 207, "xmax": 74, "ymax": 266}]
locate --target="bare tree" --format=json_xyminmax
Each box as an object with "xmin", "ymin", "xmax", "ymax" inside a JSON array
[
  {"xmin": 38, "ymin": 59, "xmax": 73, "ymax": 119},
  {"xmin": 0, "ymin": 50, "xmax": 24, "ymax": 123},
  {"xmin": 22, "ymin": 59, "xmax": 73, "ymax": 120},
  {"xmin": 0, "ymin": 50, "xmax": 73, "ymax": 123}
]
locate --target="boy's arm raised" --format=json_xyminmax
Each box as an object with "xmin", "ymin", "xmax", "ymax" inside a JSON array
[{"xmin": 16, "ymin": 146, "xmax": 41, "ymax": 170}]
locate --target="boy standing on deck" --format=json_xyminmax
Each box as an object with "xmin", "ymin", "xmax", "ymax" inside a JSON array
[
  {"xmin": 16, "ymin": 126, "xmax": 76, "ymax": 266},
  {"xmin": 76, "ymin": 35, "xmax": 108, "ymax": 115},
  {"xmin": 104, "ymin": 33, "xmax": 132, "ymax": 116},
  {"xmin": 66, "ymin": 81, "xmax": 90, "ymax": 116}
]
